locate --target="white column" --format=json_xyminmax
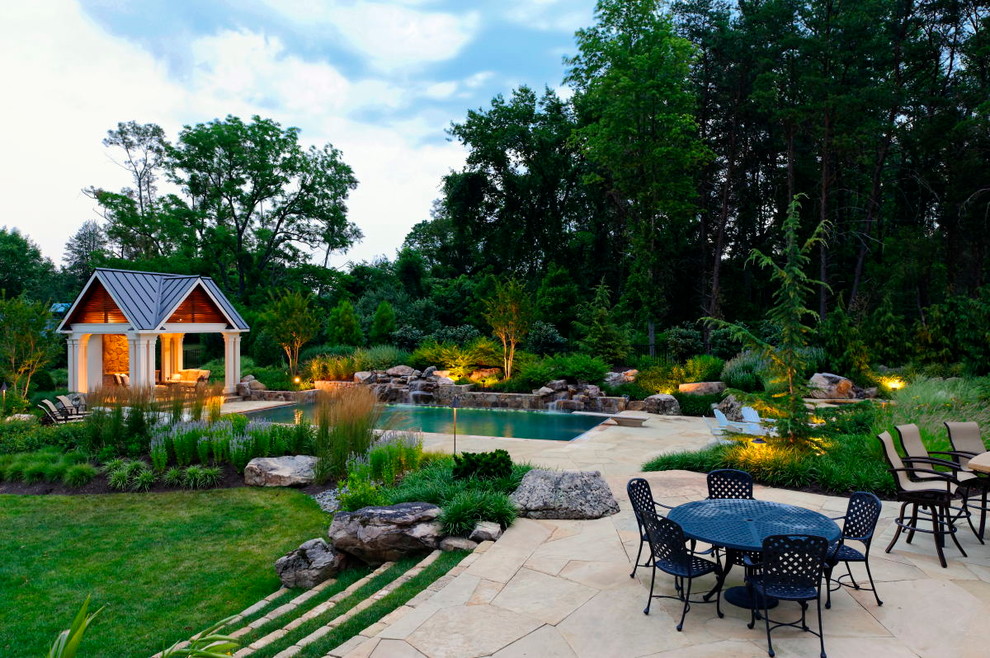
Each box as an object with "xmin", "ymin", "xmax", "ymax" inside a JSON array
[
  {"xmin": 66, "ymin": 334, "xmax": 80, "ymax": 393},
  {"xmin": 222, "ymin": 331, "xmax": 242, "ymax": 394},
  {"xmin": 127, "ymin": 333, "xmax": 159, "ymax": 390},
  {"xmin": 77, "ymin": 334, "xmax": 89, "ymax": 393},
  {"xmin": 176, "ymin": 334, "xmax": 185, "ymax": 372}
]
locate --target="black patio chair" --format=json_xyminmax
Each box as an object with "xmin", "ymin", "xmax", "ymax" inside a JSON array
[
  {"xmin": 825, "ymin": 491, "xmax": 883, "ymax": 608},
  {"xmin": 746, "ymin": 534, "xmax": 830, "ymax": 658},
  {"xmin": 641, "ymin": 512, "xmax": 723, "ymax": 631},
  {"xmin": 877, "ymin": 431, "xmax": 967, "ymax": 568},
  {"xmin": 707, "ymin": 469, "xmax": 755, "ymax": 500},
  {"xmin": 627, "ymin": 478, "xmax": 676, "ymax": 578}
]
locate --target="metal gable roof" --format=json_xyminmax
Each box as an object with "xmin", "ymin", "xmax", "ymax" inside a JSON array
[
  {"xmin": 199, "ymin": 277, "xmax": 249, "ymax": 330},
  {"xmin": 62, "ymin": 268, "xmax": 250, "ymax": 332}
]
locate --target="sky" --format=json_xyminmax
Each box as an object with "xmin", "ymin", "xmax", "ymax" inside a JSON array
[{"xmin": 0, "ymin": 0, "xmax": 594, "ymax": 270}]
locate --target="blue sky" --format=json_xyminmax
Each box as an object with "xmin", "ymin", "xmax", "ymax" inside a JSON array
[{"xmin": 0, "ymin": 0, "xmax": 595, "ymax": 268}]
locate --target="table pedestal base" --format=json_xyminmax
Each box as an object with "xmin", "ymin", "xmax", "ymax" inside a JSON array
[{"xmin": 723, "ymin": 585, "xmax": 778, "ymax": 610}]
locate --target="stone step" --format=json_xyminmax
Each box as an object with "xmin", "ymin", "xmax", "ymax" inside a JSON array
[
  {"xmin": 233, "ymin": 561, "xmax": 398, "ymax": 657},
  {"xmin": 228, "ymin": 574, "xmax": 347, "ymax": 641},
  {"xmin": 271, "ymin": 551, "xmax": 442, "ymax": 658}
]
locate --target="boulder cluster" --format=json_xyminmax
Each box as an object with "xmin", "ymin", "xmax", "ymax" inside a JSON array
[
  {"xmin": 351, "ymin": 365, "xmax": 455, "ymax": 405},
  {"xmin": 532, "ymin": 379, "xmax": 612, "ymax": 412}
]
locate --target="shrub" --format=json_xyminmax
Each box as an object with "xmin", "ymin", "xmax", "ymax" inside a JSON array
[
  {"xmin": 525, "ymin": 321, "xmax": 567, "ymax": 355},
  {"xmin": 543, "ymin": 353, "xmax": 608, "ymax": 384},
  {"xmin": 62, "ymin": 463, "xmax": 98, "ymax": 487},
  {"xmin": 663, "ymin": 325, "xmax": 704, "ymax": 362},
  {"xmin": 682, "ymin": 355, "xmax": 725, "ymax": 383},
  {"xmin": 130, "ymin": 468, "xmax": 156, "ymax": 492},
  {"xmin": 432, "ymin": 325, "xmax": 481, "ymax": 346},
  {"xmin": 359, "ymin": 345, "xmax": 412, "ymax": 371},
  {"xmin": 391, "ymin": 325, "xmax": 426, "ymax": 351},
  {"xmin": 107, "ymin": 467, "xmax": 131, "ymax": 491},
  {"xmin": 634, "ymin": 360, "xmax": 682, "ymax": 395},
  {"xmin": 452, "ymin": 450, "xmax": 513, "ymax": 481},
  {"xmin": 246, "ymin": 367, "xmax": 297, "ymax": 391},
  {"xmin": 720, "ymin": 351, "xmax": 768, "ymax": 392},
  {"xmin": 338, "ymin": 462, "xmax": 389, "ymax": 512},
  {"xmin": 314, "ymin": 386, "xmax": 381, "ymax": 484},
  {"xmin": 228, "ymin": 435, "xmax": 255, "ymax": 472},
  {"xmin": 672, "ymin": 393, "xmax": 725, "ymax": 416},
  {"xmin": 42, "ymin": 460, "xmax": 68, "ymax": 482},
  {"xmin": 183, "ymin": 465, "xmax": 222, "ymax": 489},
  {"xmin": 367, "ymin": 432, "xmax": 423, "ymax": 487},
  {"xmin": 439, "ymin": 489, "xmax": 517, "ymax": 535},
  {"xmin": 162, "ymin": 467, "xmax": 185, "ymax": 487},
  {"xmin": 22, "ymin": 460, "xmax": 50, "ymax": 484}
]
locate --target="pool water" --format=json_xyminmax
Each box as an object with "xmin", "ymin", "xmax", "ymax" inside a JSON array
[{"xmin": 249, "ymin": 403, "xmax": 604, "ymax": 441}]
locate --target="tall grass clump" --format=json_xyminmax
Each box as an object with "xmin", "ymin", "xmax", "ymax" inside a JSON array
[
  {"xmin": 314, "ymin": 386, "xmax": 382, "ymax": 484},
  {"xmin": 874, "ymin": 376, "xmax": 990, "ymax": 453}
]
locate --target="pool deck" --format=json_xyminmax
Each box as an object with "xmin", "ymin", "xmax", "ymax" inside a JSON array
[{"xmin": 325, "ymin": 413, "xmax": 990, "ymax": 658}]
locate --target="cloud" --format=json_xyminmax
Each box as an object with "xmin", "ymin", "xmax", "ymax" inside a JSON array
[
  {"xmin": 260, "ymin": 0, "xmax": 480, "ymax": 72},
  {"xmin": 503, "ymin": 0, "xmax": 593, "ymax": 33},
  {"xmin": 0, "ymin": 0, "xmax": 467, "ymax": 267}
]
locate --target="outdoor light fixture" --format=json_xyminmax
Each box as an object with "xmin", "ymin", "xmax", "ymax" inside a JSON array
[
  {"xmin": 293, "ymin": 376, "xmax": 301, "ymax": 384},
  {"xmin": 451, "ymin": 397, "xmax": 460, "ymax": 455},
  {"xmin": 1, "ymin": 382, "xmax": 7, "ymax": 410}
]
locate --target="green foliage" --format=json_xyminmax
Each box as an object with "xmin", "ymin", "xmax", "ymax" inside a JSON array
[
  {"xmin": 819, "ymin": 298, "xmax": 871, "ymax": 383},
  {"xmin": 525, "ymin": 321, "xmax": 567, "ymax": 355},
  {"xmin": 314, "ymin": 387, "xmax": 380, "ymax": 484},
  {"xmin": 706, "ymin": 196, "xmax": 827, "ymax": 448},
  {"xmin": 672, "ymin": 393, "xmax": 726, "ymax": 416},
  {"xmin": 439, "ymin": 490, "xmax": 517, "ymax": 536},
  {"xmin": 369, "ymin": 301, "xmax": 397, "ymax": 345},
  {"xmin": 682, "ymin": 355, "xmax": 725, "ymax": 383},
  {"xmin": 183, "ymin": 465, "xmax": 222, "ymax": 490},
  {"xmin": 573, "ymin": 283, "xmax": 630, "ymax": 365},
  {"xmin": 337, "ymin": 467, "xmax": 389, "ymax": 512},
  {"xmin": 664, "ymin": 326, "xmax": 704, "ymax": 362},
  {"xmin": 260, "ymin": 291, "xmax": 321, "ymax": 375},
  {"xmin": 452, "ymin": 450, "xmax": 513, "ymax": 481},
  {"xmin": 0, "ymin": 295, "xmax": 62, "ymax": 398},
  {"xmin": 327, "ymin": 299, "xmax": 365, "ymax": 347},
  {"xmin": 432, "ymin": 324, "xmax": 481, "ymax": 346},
  {"xmin": 367, "ymin": 433, "xmax": 423, "ymax": 487},
  {"xmin": 484, "ymin": 278, "xmax": 533, "ymax": 379},
  {"xmin": 61, "ymin": 463, "xmax": 97, "ymax": 487},
  {"xmin": 718, "ymin": 351, "xmax": 766, "ymax": 391},
  {"xmin": 46, "ymin": 595, "xmax": 103, "ymax": 658}
]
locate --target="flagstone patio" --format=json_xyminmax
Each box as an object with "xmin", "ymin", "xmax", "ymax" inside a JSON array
[{"xmin": 332, "ymin": 414, "xmax": 990, "ymax": 658}]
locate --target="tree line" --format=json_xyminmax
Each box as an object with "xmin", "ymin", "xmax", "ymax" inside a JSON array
[{"xmin": 4, "ymin": 0, "xmax": 989, "ymax": 381}]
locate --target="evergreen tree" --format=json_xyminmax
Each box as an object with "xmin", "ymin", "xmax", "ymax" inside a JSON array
[
  {"xmin": 327, "ymin": 299, "xmax": 364, "ymax": 347},
  {"xmin": 260, "ymin": 291, "xmax": 320, "ymax": 375},
  {"xmin": 369, "ymin": 301, "xmax": 397, "ymax": 345},
  {"xmin": 573, "ymin": 283, "xmax": 631, "ymax": 365}
]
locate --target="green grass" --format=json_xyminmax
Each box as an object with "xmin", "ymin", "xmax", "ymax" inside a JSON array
[
  {"xmin": 0, "ymin": 488, "xmax": 327, "ymax": 657},
  {"xmin": 299, "ymin": 550, "xmax": 469, "ymax": 657},
  {"xmin": 233, "ymin": 564, "xmax": 374, "ymax": 646},
  {"xmin": 250, "ymin": 560, "xmax": 415, "ymax": 658}
]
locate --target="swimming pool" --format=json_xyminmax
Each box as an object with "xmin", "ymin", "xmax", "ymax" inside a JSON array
[{"xmin": 248, "ymin": 403, "xmax": 605, "ymax": 442}]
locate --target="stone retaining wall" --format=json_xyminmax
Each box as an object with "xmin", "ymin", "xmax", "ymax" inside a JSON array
[
  {"xmin": 433, "ymin": 386, "xmax": 627, "ymax": 413},
  {"xmin": 240, "ymin": 389, "xmax": 319, "ymax": 403}
]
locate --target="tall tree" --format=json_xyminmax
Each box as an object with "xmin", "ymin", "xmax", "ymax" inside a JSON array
[
  {"xmin": 0, "ymin": 228, "xmax": 57, "ymax": 300},
  {"xmin": 0, "ymin": 295, "xmax": 61, "ymax": 397},
  {"xmin": 260, "ymin": 291, "xmax": 320, "ymax": 375},
  {"xmin": 63, "ymin": 221, "xmax": 109, "ymax": 285},
  {"xmin": 483, "ymin": 279, "xmax": 533, "ymax": 379},
  {"xmin": 565, "ymin": 0, "xmax": 709, "ymax": 339},
  {"xmin": 168, "ymin": 115, "xmax": 361, "ymax": 298}
]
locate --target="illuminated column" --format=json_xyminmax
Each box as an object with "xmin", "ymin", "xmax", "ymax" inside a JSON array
[
  {"xmin": 127, "ymin": 333, "xmax": 159, "ymax": 390},
  {"xmin": 66, "ymin": 334, "xmax": 80, "ymax": 392},
  {"xmin": 222, "ymin": 331, "xmax": 242, "ymax": 394}
]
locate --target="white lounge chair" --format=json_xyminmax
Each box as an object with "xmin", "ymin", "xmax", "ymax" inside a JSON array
[
  {"xmin": 704, "ymin": 409, "xmax": 752, "ymax": 437},
  {"xmin": 741, "ymin": 406, "xmax": 777, "ymax": 436}
]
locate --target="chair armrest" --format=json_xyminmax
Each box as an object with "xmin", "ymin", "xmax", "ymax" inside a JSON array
[
  {"xmin": 654, "ymin": 501, "xmax": 675, "ymax": 511},
  {"xmin": 901, "ymin": 455, "xmax": 966, "ymax": 471},
  {"xmin": 932, "ymin": 449, "xmax": 980, "ymax": 460},
  {"xmin": 888, "ymin": 466, "xmax": 962, "ymax": 488}
]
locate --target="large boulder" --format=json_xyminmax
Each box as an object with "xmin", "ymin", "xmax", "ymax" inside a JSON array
[
  {"xmin": 642, "ymin": 394, "xmax": 682, "ymax": 415},
  {"xmin": 244, "ymin": 455, "xmax": 317, "ymax": 487},
  {"xmin": 274, "ymin": 538, "xmax": 348, "ymax": 589},
  {"xmin": 469, "ymin": 521, "xmax": 503, "ymax": 542},
  {"xmin": 809, "ymin": 373, "xmax": 855, "ymax": 399},
  {"xmin": 328, "ymin": 502, "xmax": 443, "ymax": 564},
  {"xmin": 715, "ymin": 394, "xmax": 743, "ymax": 421},
  {"xmin": 510, "ymin": 470, "xmax": 620, "ymax": 520},
  {"xmin": 386, "ymin": 365, "xmax": 416, "ymax": 377},
  {"xmin": 678, "ymin": 381, "xmax": 726, "ymax": 396},
  {"xmin": 354, "ymin": 371, "xmax": 375, "ymax": 384}
]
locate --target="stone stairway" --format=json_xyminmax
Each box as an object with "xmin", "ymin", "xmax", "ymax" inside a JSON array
[{"xmin": 159, "ymin": 550, "xmax": 446, "ymax": 658}]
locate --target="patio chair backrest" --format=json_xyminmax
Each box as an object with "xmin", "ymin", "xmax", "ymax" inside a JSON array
[
  {"xmin": 843, "ymin": 492, "xmax": 882, "ymax": 542},
  {"xmin": 741, "ymin": 406, "xmax": 761, "ymax": 425},
  {"xmin": 895, "ymin": 424, "xmax": 927, "ymax": 459},
  {"xmin": 642, "ymin": 511, "xmax": 691, "ymax": 570},
  {"xmin": 713, "ymin": 408, "xmax": 732, "ymax": 425},
  {"xmin": 627, "ymin": 478, "xmax": 658, "ymax": 526},
  {"xmin": 876, "ymin": 431, "xmax": 911, "ymax": 489},
  {"xmin": 707, "ymin": 469, "xmax": 754, "ymax": 500},
  {"xmin": 945, "ymin": 422, "xmax": 985, "ymax": 463},
  {"xmin": 761, "ymin": 534, "xmax": 828, "ymax": 591},
  {"xmin": 39, "ymin": 399, "xmax": 65, "ymax": 418}
]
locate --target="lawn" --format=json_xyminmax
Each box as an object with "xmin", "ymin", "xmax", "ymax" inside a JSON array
[{"xmin": 0, "ymin": 488, "xmax": 327, "ymax": 657}]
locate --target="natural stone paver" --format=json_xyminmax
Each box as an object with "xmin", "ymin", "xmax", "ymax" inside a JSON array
[
  {"xmin": 490, "ymin": 567, "xmax": 596, "ymax": 624},
  {"xmin": 491, "ymin": 625, "xmax": 578, "ymax": 657},
  {"xmin": 407, "ymin": 605, "xmax": 543, "ymax": 658},
  {"xmin": 339, "ymin": 414, "xmax": 990, "ymax": 658}
]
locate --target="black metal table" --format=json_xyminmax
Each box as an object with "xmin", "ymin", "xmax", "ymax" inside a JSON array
[{"xmin": 668, "ymin": 499, "xmax": 840, "ymax": 609}]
